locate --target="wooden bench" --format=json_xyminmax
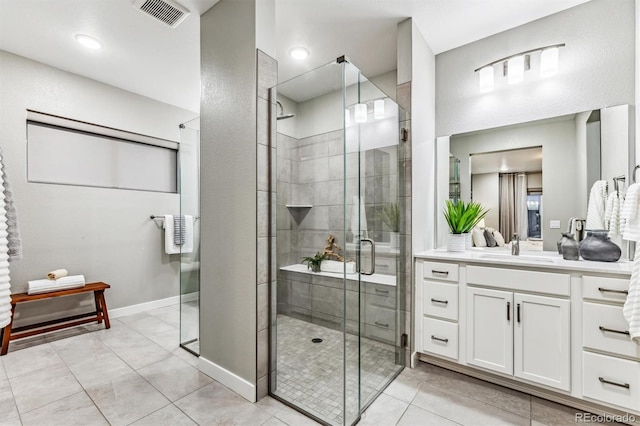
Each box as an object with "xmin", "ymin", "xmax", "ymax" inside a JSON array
[{"xmin": 1, "ymin": 282, "xmax": 111, "ymax": 355}]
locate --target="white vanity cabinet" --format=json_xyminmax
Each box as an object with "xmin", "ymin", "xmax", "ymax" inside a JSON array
[
  {"xmin": 465, "ymin": 268, "xmax": 571, "ymax": 391},
  {"xmin": 581, "ymin": 275, "xmax": 640, "ymax": 412},
  {"xmin": 414, "ymin": 251, "xmax": 637, "ymax": 417}
]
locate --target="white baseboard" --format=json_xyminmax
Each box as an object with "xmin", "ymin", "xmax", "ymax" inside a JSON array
[
  {"xmin": 198, "ymin": 356, "xmax": 256, "ymax": 402},
  {"xmin": 110, "ymin": 291, "xmax": 199, "ymax": 318}
]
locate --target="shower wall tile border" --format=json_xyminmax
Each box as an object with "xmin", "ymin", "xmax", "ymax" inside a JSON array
[{"xmin": 256, "ymin": 48, "xmax": 277, "ymax": 401}]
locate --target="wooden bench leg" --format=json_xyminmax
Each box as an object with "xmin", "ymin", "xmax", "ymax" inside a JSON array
[
  {"xmin": 1, "ymin": 304, "xmax": 16, "ymax": 356},
  {"xmin": 97, "ymin": 291, "xmax": 111, "ymax": 329},
  {"xmin": 94, "ymin": 291, "xmax": 103, "ymax": 324}
]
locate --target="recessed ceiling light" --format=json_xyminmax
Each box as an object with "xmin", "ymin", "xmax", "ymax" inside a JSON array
[
  {"xmin": 75, "ymin": 34, "xmax": 102, "ymax": 50},
  {"xmin": 289, "ymin": 47, "xmax": 309, "ymax": 61}
]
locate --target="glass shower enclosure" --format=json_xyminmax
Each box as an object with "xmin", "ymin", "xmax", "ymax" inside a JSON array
[
  {"xmin": 179, "ymin": 118, "xmax": 200, "ymax": 355},
  {"xmin": 270, "ymin": 59, "xmax": 405, "ymax": 425}
]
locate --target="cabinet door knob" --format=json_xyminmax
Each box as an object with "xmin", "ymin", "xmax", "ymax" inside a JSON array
[
  {"xmin": 599, "ymin": 377, "xmax": 630, "ymax": 389},
  {"xmin": 599, "ymin": 326, "xmax": 630, "ymax": 336}
]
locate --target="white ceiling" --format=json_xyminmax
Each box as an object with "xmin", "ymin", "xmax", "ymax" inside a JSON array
[
  {"xmin": 471, "ymin": 147, "xmax": 543, "ymax": 175},
  {"xmin": 0, "ymin": 0, "xmax": 589, "ymax": 113}
]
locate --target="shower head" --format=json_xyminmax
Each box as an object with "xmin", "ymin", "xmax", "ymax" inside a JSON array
[{"xmin": 276, "ymin": 100, "xmax": 295, "ymax": 120}]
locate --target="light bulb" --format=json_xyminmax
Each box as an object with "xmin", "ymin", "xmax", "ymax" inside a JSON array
[
  {"xmin": 540, "ymin": 47, "xmax": 559, "ymax": 78},
  {"xmin": 478, "ymin": 66, "xmax": 494, "ymax": 93},
  {"xmin": 289, "ymin": 47, "xmax": 309, "ymax": 60},
  {"xmin": 374, "ymin": 100, "xmax": 385, "ymax": 119},
  {"xmin": 507, "ymin": 55, "xmax": 525, "ymax": 85},
  {"xmin": 354, "ymin": 103, "xmax": 367, "ymax": 123}
]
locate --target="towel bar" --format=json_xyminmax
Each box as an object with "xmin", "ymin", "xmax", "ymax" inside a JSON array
[{"xmin": 150, "ymin": 215, "xmax": 200, "ymax": 220}]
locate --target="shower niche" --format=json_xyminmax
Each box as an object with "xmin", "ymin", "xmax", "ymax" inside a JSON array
[{"xmin": 269, "ymin": 59, "xmax": 406, "ymax": 426}]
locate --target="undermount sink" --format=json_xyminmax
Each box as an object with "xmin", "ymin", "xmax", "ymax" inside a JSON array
[{"xmin": 477, "ymin": 253, "xmax": 559, "ymax": 264}]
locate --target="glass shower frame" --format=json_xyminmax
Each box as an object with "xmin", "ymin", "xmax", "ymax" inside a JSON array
[
  {"xmin": 269, "ymin": 59, "xmax": 405, "ymax": 426},
  {"xmin": 179, "ymin": 118, "xmax": 201, "ymax": 356}
]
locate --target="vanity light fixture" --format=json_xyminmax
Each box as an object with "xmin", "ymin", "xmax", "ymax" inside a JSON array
[
  {"xmin": 374, "ymin": 100, "xmax": 385, "ymax": 119},
  {"xmin": 354, "ymin": 103, "xmax": 367, "ymax": 123},
  {"xmin": 289, "ymin": 47, "xmax": 310, "ymax": 60},
  {"xmin": 507, "ymin": 55, "xmax": 525, "ymax": 85},
  {"xmin": 475, "ymin": 43, "xmax": 564, "ymax": 92},
  {"xmin": 540, "ymin": 46, "xmax": 560, "ymax": 77},
  {"xmin": 75, "ymin": 34, "xmax": 102, "ymax": 50},
  {"xmin": 478, "ymin": 66, "xmax": 494, "ymax": 93}
]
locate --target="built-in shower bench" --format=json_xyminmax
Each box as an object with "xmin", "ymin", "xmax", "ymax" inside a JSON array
[{"xmin": 1, "ymin": 282, "xmax": 111, "ymax": 355}]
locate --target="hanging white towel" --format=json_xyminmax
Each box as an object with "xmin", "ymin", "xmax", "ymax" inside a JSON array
[
  {"xmin": 621, "ymin": 183, "xmax": 640, "ymax": 241},
  {"xmin": 181, "ymin": 215, "xmax": 194, "ymax": 254},
  {"xmin": 0, "ymin": 165, "xmax": 10, "ymax": 329},
  {"xmin": 163, "ymin": 215, "xmax": 193, "ymax": 254},
  {"xmin": 624, "ymin": 247, "xmax": 640, "ymax": 342},
  {"xmin": 586, "ymin": 180, "xmax": 608, "ymax": 230},
  {"xmin": 604, "ymin": 191, "xmax": 623, "ymax": 236}
]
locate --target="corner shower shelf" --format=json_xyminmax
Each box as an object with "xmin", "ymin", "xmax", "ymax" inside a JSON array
[{"xmin": 286, "ymin": 204, "xmax": 313, "ymax": 208}]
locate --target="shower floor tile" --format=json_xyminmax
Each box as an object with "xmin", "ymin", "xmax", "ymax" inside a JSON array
[{"xmin": 273, "ymin": 314, "xmax": 402, "ymax": 425}]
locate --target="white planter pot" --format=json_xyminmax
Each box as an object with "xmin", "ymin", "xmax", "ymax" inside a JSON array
[
  {"xmin": 447, "ymin": 233, "xmax": 466, "ymax": 252},
  {"xmin": 390, "ymin": 232, "xmax": 400, "ymax": 249},
  {"xmin": 465, "ymin": 232, "xmax": 472, "ymax": 249}
]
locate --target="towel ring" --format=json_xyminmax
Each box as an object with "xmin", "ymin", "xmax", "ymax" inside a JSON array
[{"xmin": 634, "ymin": 165, "xmax": 640, "ymax": 184}]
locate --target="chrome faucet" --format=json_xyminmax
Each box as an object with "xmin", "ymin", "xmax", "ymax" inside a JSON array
[{"xmin": 511, "ymin": 233, "xmax": 520, "ymax": 256}]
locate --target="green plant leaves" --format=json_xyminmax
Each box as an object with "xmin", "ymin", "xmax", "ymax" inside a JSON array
[{"xmin": 443, "ymin": 200, "xmax": 489, "ymax": 234}]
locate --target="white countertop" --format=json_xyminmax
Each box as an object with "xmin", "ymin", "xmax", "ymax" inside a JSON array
[
  {"xmin": 280, "ymin": 264, "xmax": 397, "ymax": 286},
  {"xmin": 415, "ymin": 248, "xmax": 632, "ymax": 276}
]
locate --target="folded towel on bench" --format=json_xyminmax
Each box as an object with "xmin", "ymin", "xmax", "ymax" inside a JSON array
[{"xmin": 28, "ymin": 275, "xmax": 86, "ymax": 295}]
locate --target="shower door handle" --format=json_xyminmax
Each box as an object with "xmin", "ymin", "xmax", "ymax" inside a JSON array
[{"xmin": 360, "ymin": 238, "xmax": 375, "ymax": 276}]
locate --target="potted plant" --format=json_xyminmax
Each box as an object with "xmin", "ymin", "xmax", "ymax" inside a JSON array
[
  {"xmin": 443, "ymin": 200, "xmax": 488, "ymax": 252},
  {"xmin": 301, "ymin": 252, "xmax": 326, "ymax": 273},
  {"xmin": 381, "ymin": 203, "xmax": 400, "ymax": 249}
]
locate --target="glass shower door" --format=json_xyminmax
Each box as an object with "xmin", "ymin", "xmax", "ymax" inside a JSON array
[
  {"xmin": 179, "ymin": 118, "xmax": 200, "ymax": 355},
  {"xmin": 270, "ymin": 59, "xmax": 404, "ymax": 426}
]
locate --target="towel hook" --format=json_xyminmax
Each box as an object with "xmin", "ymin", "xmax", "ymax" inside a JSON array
[{"xmin": 634, "ymin": 165, "xmax": 640, "ymax": 184}]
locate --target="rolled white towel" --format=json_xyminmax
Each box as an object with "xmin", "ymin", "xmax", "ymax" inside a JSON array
[{"xmin": 47, "ymin": 269, "xmax": 68, "ymax": 280}]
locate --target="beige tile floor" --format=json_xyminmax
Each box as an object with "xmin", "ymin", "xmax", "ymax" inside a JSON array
[{"xmin": 0, "ymin": 304, "xmax": 625, "ymax": 425}]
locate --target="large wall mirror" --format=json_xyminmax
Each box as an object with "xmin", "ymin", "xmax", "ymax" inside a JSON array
[{"xmin": 436, "ymin": 104, "xmax": 634, "ymax": 252}]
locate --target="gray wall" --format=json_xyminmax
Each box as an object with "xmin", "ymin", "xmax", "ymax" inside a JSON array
[
  {"xmin": 200, "ymin": 0, "xmax": 264, "ymax": 387},
  {"xmin": 0, "ymin": 50, "xmax": 196, "ymax": 326},
  {"xmin": 451, "ymin": 118, "xmax": 578, "ymax": 251},
  {"xmin": 471, "ymin": 173, "xmax": 499, "ymax": 229},
  {"xmin": 436, "ymin": 0, "xmax": 635, "ymax": 137}
]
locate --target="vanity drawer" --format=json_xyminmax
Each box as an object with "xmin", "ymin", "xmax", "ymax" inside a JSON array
[
  {"xmin": 582, "ymin": 351, "xmax": 640, "ymax": 412},
  {"xmin": 423, "ymin": 280, "xmax": 459, "ymax": 321},
  {"xmin": 364, "ymin": 294, "xmax": 396, "ymax": 330},
  {"xmin": 423, "ymin": 261, "xmax": 459, "ymax": 283},
  {"xmin": 422, "ymin": 317, "xmax": 458, "ymax": 360},
  {"xmin": 374, "ymin": 256, "xmax": 396, "ymax": 275},
  {"xmin": 582, "ymin": 276, "xmax": 629, "ymax": 303},
  {"xmin": 466, "ymin": 266, "xmax": 570, "ymax": 296},
  {"xmin": 583, "ymin": 302, "xmax": 639, "ymax": 359}
]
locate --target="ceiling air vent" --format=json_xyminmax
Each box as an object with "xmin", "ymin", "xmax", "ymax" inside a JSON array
[{"xmin": 133, "ymin": 0, "xmax": 190, "ymax": 28}]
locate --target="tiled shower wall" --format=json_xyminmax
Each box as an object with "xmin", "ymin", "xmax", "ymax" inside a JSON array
[{"xmin": 276, "ymin": 130, "xmax": 400, "ymax": 270}]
